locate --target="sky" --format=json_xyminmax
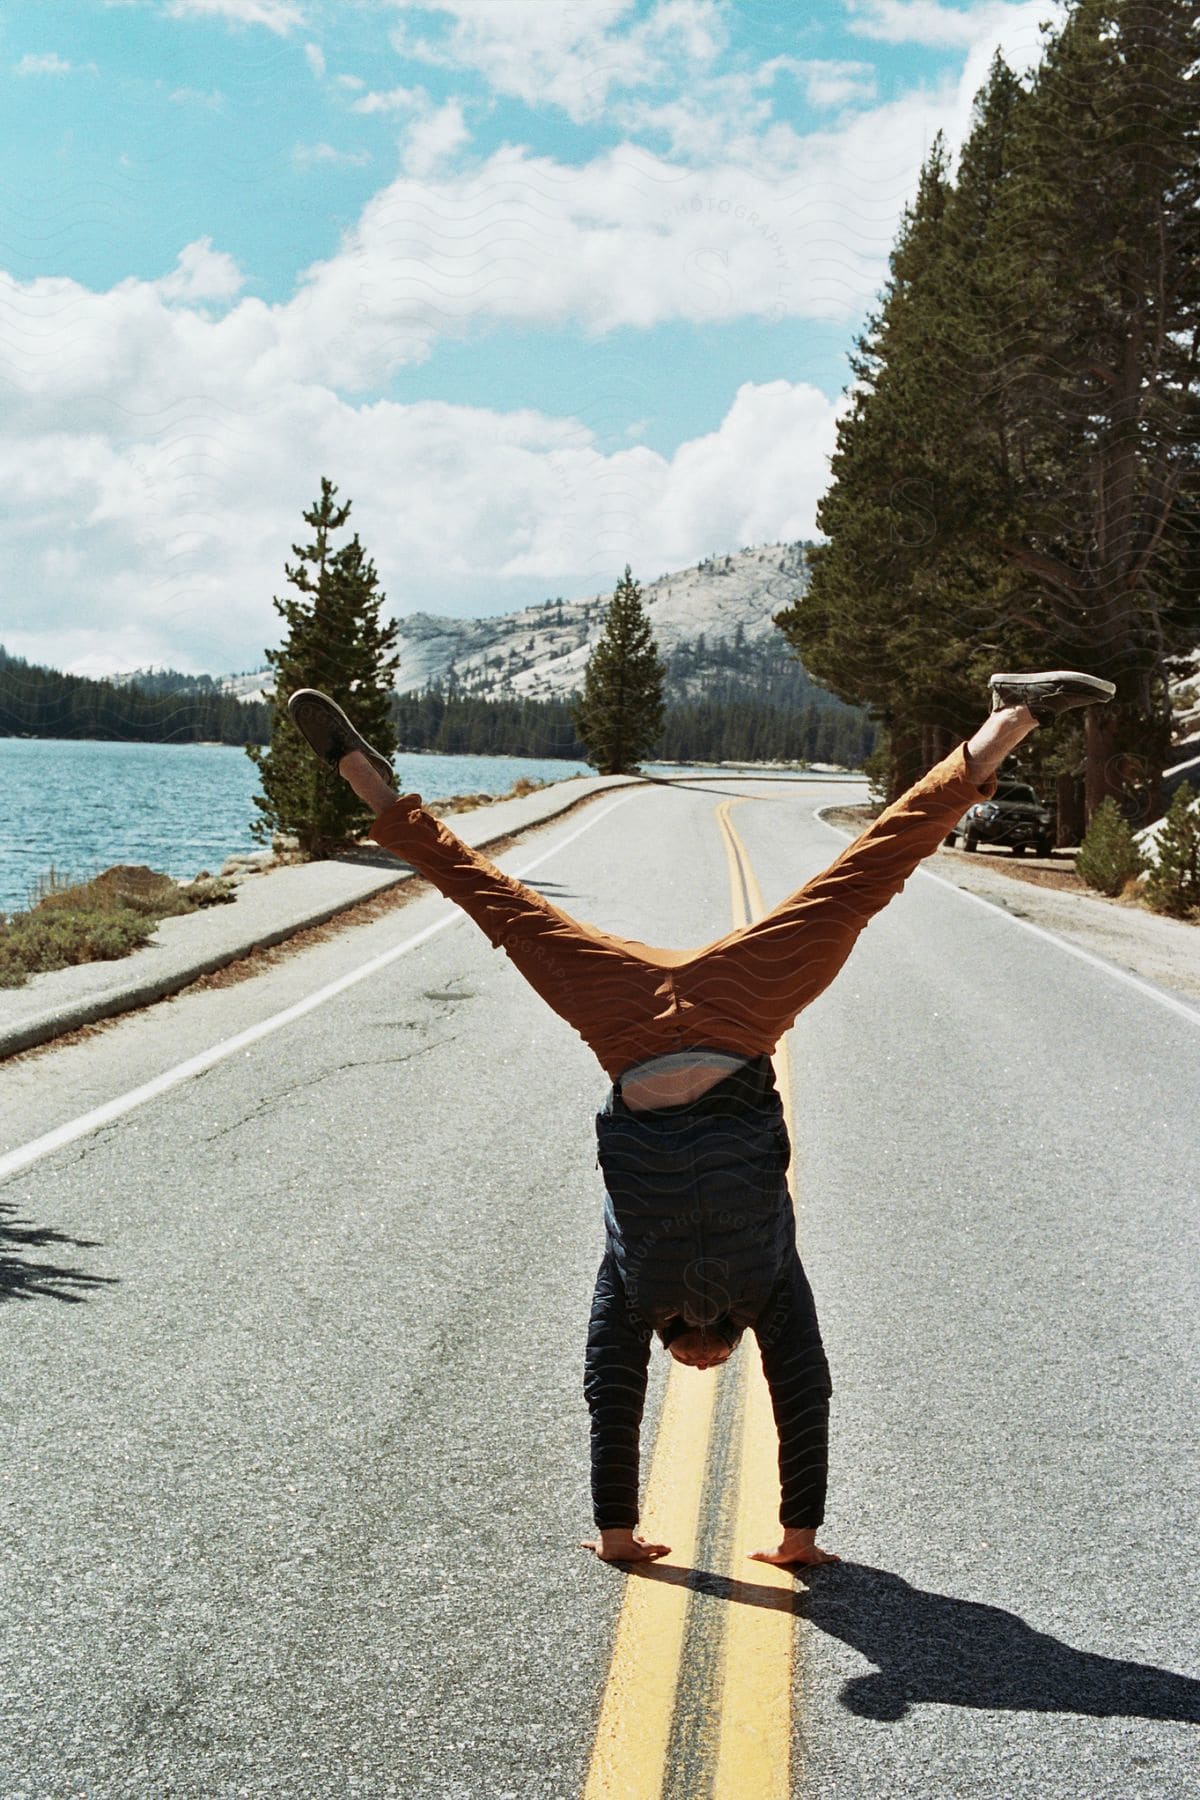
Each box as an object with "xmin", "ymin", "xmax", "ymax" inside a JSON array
[{"xmin": 0, "ymin": 0, "xmax": 1065, "ymax": 677}]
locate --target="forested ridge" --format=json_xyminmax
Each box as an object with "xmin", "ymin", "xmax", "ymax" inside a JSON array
[
  {"xmin": 393, "ymin": 627, "xmax": 875, "ymax": 765},
  {"xmin": 1, "ymin": 634, "xmax": 876, "ymax": 767},
  {"xmin": 0, "ymin": 647, "xmax": 271, "ymax": 744}
]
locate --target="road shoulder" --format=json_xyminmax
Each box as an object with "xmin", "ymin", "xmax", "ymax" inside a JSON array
[
  {"xmin": 0, "ymin": 773, "xmax": 645, "ymax": 1060},
  {"xmin": 819, "ymin": 803, "xmax": 1200, "ymax": 1007}
]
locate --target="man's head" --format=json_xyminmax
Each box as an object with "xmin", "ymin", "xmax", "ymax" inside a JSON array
[{"xmin": 664, "ymin": 1324, "xmax": 741, "ymax": 1370}]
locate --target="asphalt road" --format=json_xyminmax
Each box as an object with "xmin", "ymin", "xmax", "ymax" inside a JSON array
[{"xmin": 2, "ymin": 776, "xmax": 1198, "ymax": 1799}]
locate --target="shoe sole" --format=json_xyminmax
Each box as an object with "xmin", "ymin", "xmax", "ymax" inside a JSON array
[
  {"xmin": 287, "ymin": 689, "xmax": 394, "ymax": 783},
  {"xmin": 989, "ymin": 670, "xmax": 1117, "ymax": 699}
]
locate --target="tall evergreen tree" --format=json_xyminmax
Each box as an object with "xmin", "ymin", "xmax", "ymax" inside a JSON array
[
  {"xmin": 978, "ymin": 0, "xmax": 1200, "ymax": 819},
  {"xmin": 248, "ymin": 479, "xmax": 400, "ymax": 854},
  {"xmin": 773, "ymin": 138, "xmax": 959, "ymax": 798},
  {"xmin": 776, "ymin": 2, "xmax": 1200, "ymax": 821},
  {"xmin": 572, "ymin": 566, "xmax": 665, "ymax": 774}
]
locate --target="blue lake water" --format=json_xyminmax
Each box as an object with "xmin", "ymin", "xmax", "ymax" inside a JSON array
[{"xmin": 0, "ymin": 738, "xmax": 841, "ymax": 915}]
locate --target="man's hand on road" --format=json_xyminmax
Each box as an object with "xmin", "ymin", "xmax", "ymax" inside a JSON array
[
  {"xmin": 750, "ymin": 1527, "xmax": 841, "ymax": 1567},
  {"xmin": 582, "ymin": 1528, "xmax": 672, "ymax": 1563}
]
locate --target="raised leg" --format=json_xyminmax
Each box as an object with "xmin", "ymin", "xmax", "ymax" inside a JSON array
[
  {"xmin": 339, "ymin": 752, "xmax": 669, "ymax": 1076},
  {"xmin": 673, "ymin": 711, "xmax": 1036, "ymax": 1054},
  {"xmin": 332, "ymin": 699, "xmax": 1049, "ymax": 1077},
  {"xmin": 339, "ymin": 748, "xmax": 402, "ymax": 816},
  {"xmin": 964, "ymin": 703, "xmax": 1038, "ymax": 784}
]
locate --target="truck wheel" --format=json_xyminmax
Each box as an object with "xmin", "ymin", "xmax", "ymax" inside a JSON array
[
  {"xmin": 1036, "ymin": 838, "xmax": 1053, "ymax": 857},
  {"xmin": 963, "ymin": 832, "xmax": 978, "ymax": 854},
  {"xmin": 1011, "ymin": 844, "xmax": 1027, "ymax": 856}
]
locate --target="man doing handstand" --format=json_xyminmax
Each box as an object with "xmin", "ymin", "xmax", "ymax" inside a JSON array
[{"xmin": 287, "ymin": 670, "xmax": 1115, "ymax": 1567}]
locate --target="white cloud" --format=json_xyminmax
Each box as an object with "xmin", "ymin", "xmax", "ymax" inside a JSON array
[
  {"xmin": 0, "ymin": 222, "xmax": 843, "ymax": 672},
  {"xmin": 0, "ymin": 354, "xmax": 837, "ymax": 676},
  {"xmin": 0, "ymin": 87, "xmax": 978, "ymax": 421},
  {"xmin": 14, "ymin": 52, "xmax": 73, "ymax": 75},
  {"xmin": 401, "ymin": 97, "xmax": 469, "ymax": 177},
  {"xmin": 389, "ymin": 0, "xmax": 726, "ymax": 123},
  {"xmin": 0, "ymin": 23, "xmax": 1052, "ymax": 406},
  {"xmin": 163, "ymin": 0, "xmax": 304, "ymax": 33},
  {"xmin": 612, "ymin": 71, "xmax": 775, "ymax": 162},
  {"xmin": 291, "ymin": 141, "xmax": 371, "ymax": 167},
  {"xmin": 845, "ymin": 0, "xmax": 1044, "ymax": 49},
  {"xmin": 497, "ymin": 379, "xmax": 838, "ymax": 582},
  {"xmin": 0, "ymin": 0, "xmax": 1067, "ymax": 673},
  {"xmin": 351, "ymin": 83, "xmax": 424, "ymax": 114},
  {"xmin": 795, "ymin": 59, "xmax": 879, "ymax": 109},
  {"xmin": 304, "ymin": 42, "xmax": 325, "ymax": 77},
  {"xmin": 158, "ymin": 237, "xmax": 245, "ymax": 302},
  {"xmin": 167, "ymin": 85, "xmax": 225, "ymax": 108},
  {"xmin": 611, "ymin": 51, "xmax": 879, "ymax": 162},
  {"xmin": 272, "ymin": 99, "xmax": 980, "ymax": 392}
]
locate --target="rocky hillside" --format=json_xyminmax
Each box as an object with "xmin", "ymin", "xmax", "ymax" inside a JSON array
[
  {"xmin": 215, "ymin": 543, "xmax": 1198, "ymax": 786},
  {"xmin": 222, "ymin": 541, "xmax": 811, "ymax": 704}
]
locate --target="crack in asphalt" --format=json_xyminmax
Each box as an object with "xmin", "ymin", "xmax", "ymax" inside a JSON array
[
  {"xmin": 203, "ymin": 1037, "xmax": 459, "ymax": 1143},
  {"xmin": 0, "ymin": 1119, "xmax": 126, "ymax": 1191}
]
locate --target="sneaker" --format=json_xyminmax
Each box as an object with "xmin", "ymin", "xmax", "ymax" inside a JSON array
[
  {"xmin": 286, "ymin": 689, "xmax": 394, "ymax": 784},
  {"xmin": 988, "ymin": 670, "xmax": 1117, "ymax": 727}
]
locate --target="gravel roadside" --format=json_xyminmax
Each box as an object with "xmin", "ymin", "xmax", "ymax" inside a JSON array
[{"xmin": 820, "ymin": 803, "xmax": 1200, "ymax": 1006}]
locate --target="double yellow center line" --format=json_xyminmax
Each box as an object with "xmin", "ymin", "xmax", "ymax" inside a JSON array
[{"xmin": 584, "ymin": 797, "xmax": 803, "ymax": 1800}]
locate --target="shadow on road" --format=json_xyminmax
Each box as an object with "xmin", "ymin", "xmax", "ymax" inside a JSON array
[
  {"xmin": 329, "ymin": 846, "xmax": 406, "ymax": 870},
  {"xmin": 523, "ymin": 880, "xmax": 587, "ymax": 901},
  {"xmin": 635, "ymin": 776, "xmax": 790, "ymax": 800},
  {"xmin": 628, "ymin": 1558, "xmax": 1200, "ymax": 1723},
  {"xmin": 0, "ymin": 1200, "xmax": 117, "ymax": 1305}
]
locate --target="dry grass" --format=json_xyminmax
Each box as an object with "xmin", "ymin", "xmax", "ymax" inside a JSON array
[
  {"xmin": 428, "ymin": 773, "xmax": 551, "ymax": 817},
  {"xmin": 0, "ymin": 864, "xmax": 234, "ymax": 989}
]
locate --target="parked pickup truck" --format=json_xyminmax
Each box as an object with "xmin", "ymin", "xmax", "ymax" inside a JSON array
[{"xmin": 948, "ymin": 780, "xmax": 1055, "ymax": 856}]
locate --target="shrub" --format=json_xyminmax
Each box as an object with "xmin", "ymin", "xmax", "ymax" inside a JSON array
[
  {"xmin": 0, "ymin": 864, "xmax": 234, "ymax": 988},
  {"xmin": 0, "ymin": 905, "xmax": 154, "ymax": 987},
  {"xmin": 1075, "ymin": 797, "xmax": 1146, "ymax": 896},
  {"xmin": 1143, "ymin": 782, "xmax": 1200, "ymax": 918},
  {"xmin": 861, "ymin": 731, "xmax": 891, "ymax": 811},
  {"xmin": 433, "ymin": 791, "xmax": 494, "ymax": 816},
  {"xmin": 33, "ymin": 864, "xmax": 191, "ymax": 918}
]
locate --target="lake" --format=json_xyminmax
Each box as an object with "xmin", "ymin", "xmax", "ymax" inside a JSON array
[{"xmin": 0, "ymin": 739, "xmax": 840, "ymax": 915}]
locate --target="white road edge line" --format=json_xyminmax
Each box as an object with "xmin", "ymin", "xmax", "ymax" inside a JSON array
[
  {"xmin": 815, "ymin": 801, "xmax": 1200, "ymax": 1028},
  {"xmin": 0, "ymin": 793, "xmax": 641, "ymax": 1185}
]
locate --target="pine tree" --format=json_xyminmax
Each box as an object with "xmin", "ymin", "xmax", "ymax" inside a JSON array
[
  {"xmin": 775, "ymin": 3, "xmax": 1200, "ymax": 817},
  {"xmin": 572, "ymin": 566, "xmax": 665, "ymax": 775},
  {"xmin": 1143, "ymin": 782, "xmax": 1200, "ymax": 917},
  {"xmin": 248, "ymin": 479, "xmax": 400, "ymax": 855},
  {"xmin": 1074, "ymin": 796, "xmax": 1146, "ymax": 895},
  {"xmin": 773, "ymin": 138, "xmax": 960, "ymax": 799},
  {"xmin": 983, "ymin": 0, "xmax": 1200, "ymax": 820}
]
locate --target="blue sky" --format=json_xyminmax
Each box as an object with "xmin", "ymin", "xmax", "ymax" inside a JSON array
[{"xmin": 0, "ymin": 0, "xmax": 1061, "ymax": 675}]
